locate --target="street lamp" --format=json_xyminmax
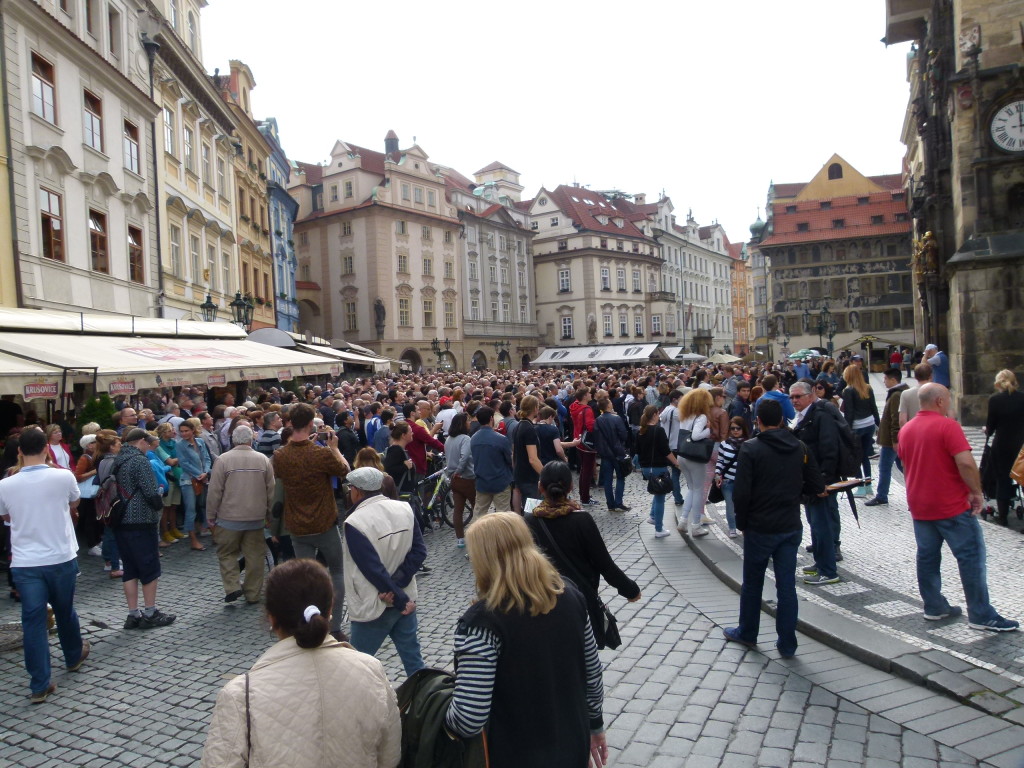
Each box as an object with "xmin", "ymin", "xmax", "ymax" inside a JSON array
[
  {"xmin": 826, "ymin": 319, "xmax": 838, "ymax": 357},
  {"xmin": 199, "ymin": 294, "xmax": 218, "ymax": 323},
  {"xmin": 493, "ymin": 339, "xmax": 510, "ymax": 370},
  {"xmin": 229, "ymin": 291, "xmax": 254, "ymax": 331},
  {"xmin": 803, "ymin": 305, "xmax": 831, "ymax": 349},
  {"xmin": 431, "ymin": 337, "xmax": 452, "ymax": 371}
]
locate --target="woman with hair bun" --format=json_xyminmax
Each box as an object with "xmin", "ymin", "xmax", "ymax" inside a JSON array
[
  {"xmin": 525, "ymin": 462, "xmax": 641, "ymax": 650},
  {"xmin": 202, "ymin": 558, "xmax": 401, "ymax": 768}
]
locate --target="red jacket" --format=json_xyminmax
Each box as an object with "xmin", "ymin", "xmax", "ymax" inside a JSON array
[
  {"xmin": 569, "ymin": 401, "xmax": 596, "ymax": 453},
  {"xmin": 406, "ymin": 421, "xmax": 444, "ymax": 475}
]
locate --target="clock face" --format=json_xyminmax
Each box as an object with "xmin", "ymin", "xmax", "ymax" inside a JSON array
[{"xmin": 991, "ymin": 100, "xmax": 1024, "ymax": 153}]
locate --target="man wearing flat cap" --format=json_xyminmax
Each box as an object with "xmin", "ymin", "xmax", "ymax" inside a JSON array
[{"xmin": 341, "ymin": 467, "xmax": 426, "ymax": 676}]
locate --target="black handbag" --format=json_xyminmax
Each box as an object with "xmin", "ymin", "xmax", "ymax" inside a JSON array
[
  {"xmin": 707, "ymin": 444, "xmax": 739, "ymax": 504},
  {"xmin": 643, "ymin": 426, "xmax": 674, "ymax": 495},
  {"xmin": 678, "ymin": 423, "xmax": 714, "ymax": 463},
  {"xmin": 536, "ymin": 518, "xmax": 621, "ymax": 650}
]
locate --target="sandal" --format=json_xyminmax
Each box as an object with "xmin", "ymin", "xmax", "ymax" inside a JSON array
[
  {"xmin": 190, "ymin": 545, "xmax": 206, "ymax": 552},
  {"xmin": 109, "ymin": 570, "xmax": 124, "ymax": 578}
]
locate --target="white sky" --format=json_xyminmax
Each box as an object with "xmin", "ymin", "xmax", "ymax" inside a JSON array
[{"xmin": 202, "ymin": 0, "xmax": 912, "ymax": 245}]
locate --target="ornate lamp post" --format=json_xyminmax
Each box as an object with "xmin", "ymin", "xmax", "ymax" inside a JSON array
[
  {"xmin": 431, "ymin": 337, "xmax": 452, "ymax": 371},
  {"xmin": 803, "ymin": 304, "xmax": 831, "ymax": 349},
  {"xmin": 826, "ymin": 319, "xmax": 838, "ymax": 357},
  {"xmin": 199, "ymin": 294, "xmax": 218, "ymax": 323},
  {"xmin": 229, "ymin": 291, "xmax": 254, "ymax": 332}
]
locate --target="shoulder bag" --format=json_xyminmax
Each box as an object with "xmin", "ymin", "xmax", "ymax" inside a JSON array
[
  {"xmin": 707, "ymin": 443, "xmax": 739, "ymax": 505},
  {"xmin": 678, "ymin": 416, "xmax": 715, "ymax": 464},
  {"xmin": 536, "ymin": 517, "xmax": 621, "ymax": 650},
  {"xmin": 644, "ymin": 428, "xmax": 674, "ymax": 495}
]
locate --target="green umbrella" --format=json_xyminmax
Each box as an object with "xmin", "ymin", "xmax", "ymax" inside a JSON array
[{"xmin": 788, "ymin": 349, "xmax": 816, "ymax": 359}]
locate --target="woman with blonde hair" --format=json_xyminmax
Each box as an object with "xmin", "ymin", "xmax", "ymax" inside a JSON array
[
  {"xmin": 154, "ymin": 421, "xmax": 184, "ymax": 543},
  {"xmin": 445, "ymin": 512, "xmax": 607, "ymax": 768},
  {"xmin": 841, "ymin": 364, "xmax": 879, "ymax": 497},
  {"xmin": 44, "ymin": 424, "xmax": 73, "ymax": 472},
  {"xmin": 677, "ymin": 388, "xmax": 713, "ymax": 537},
  {"xmin": 176, "ymin": 417, "xmax": 212, "ymax": 550},
  {"xmin": 985, "ymin": 369, "xmax": 1024, "ymax": 525}
]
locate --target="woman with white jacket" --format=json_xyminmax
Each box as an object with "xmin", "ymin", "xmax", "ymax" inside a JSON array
[
  {"xmin": 201, "ymin": 558, "xmax": 401, "ymax": 768},
  {"xmin": 677, "ymin": 388, "xmax": 713, "ymax": 538}
]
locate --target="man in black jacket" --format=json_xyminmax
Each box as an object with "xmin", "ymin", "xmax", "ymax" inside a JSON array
[
  {"xmin": 791, "ymin": 381, "xmax": 842, "ymax": 585},
  {"xmin": 724, "ymin": 399, "xmax": 824, "ymax": 658}
]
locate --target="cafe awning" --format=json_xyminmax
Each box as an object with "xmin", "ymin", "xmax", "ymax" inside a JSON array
[
  {"xmin": 0, "ymin": 333, "xmax": 342, "ymax": 395},
  {"xmin": 0, "ymin": 351, "xmax": 94, "ymax": 400},
  {"xmin": 532, "ymin": 343, "xmax": 665, "ymax": 367}
]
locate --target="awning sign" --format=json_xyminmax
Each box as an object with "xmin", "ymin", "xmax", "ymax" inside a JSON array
[
  {"xmin": 207, "ymin": 374, "xmax": 227, "ymax": 387},
  {"xmin": 330, "ymin": 365, "xmax": 341, "ymax": 377},
  {"xmin": 237, "ymin": 369, "xmax": 261, "ymax": 381},
  {"xmin": 24, "ymin": 380, "xmax": 59, "ymax": 400},
  {"xmin": 155, "ymin": 375, "xmax": 192, "ymax": 388},
  {"xmin": 277, "ymin": 369, "xmax": 293, "ymax": 382},
  {"xmin": 108, "ymin": 378, "xmax": 137, "ymax": 396}
]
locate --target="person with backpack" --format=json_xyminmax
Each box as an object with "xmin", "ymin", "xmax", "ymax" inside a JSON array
[
  {"xmin": 112, "ymin": 429, "xmax": 176, "ymax": 629},
  {"xmin": 93, "ymin": 430, "xmax": 124, "ymax": 577},
  {"xmin": 791, "ymin": 381, "xmax": 843, "ymax": 585},
  {"xmin": 569, "ymin": 389, "xmax": 598, "ymax": 507},
  {"xmin": 659, "ymin": 390, "xmax": 685, "ymax": 506}
]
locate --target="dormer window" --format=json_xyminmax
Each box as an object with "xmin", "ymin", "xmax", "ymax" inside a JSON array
[
  {"xmin": 786, "ymin": 205, "xmax": 797, "ymax": 213},
  {"xmin": 797, "ymin": 222, "xmax": 809, "ymax": 232}
]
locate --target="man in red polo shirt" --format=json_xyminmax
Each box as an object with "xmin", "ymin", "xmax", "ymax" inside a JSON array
[{"xmin": 898, "ymin": 383, "xmax": 1018, "ymax": 632}]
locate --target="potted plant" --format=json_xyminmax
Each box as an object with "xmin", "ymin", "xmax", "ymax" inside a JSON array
[
  {"xmin": 240, "ymin": 214, "xmax": 250, "ymax": 223},
  {"xmin": 274, "ymin": 229, "xmax": 283, "ymax": 237}
]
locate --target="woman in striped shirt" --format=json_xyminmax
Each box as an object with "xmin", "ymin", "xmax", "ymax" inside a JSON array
[
  {"xmin": 714, "ymin": 416, "xmax": 750, "ymax": 538},
  {"xmin": 445, "ymin": 512, "xmax": 607, "ymax": 768}
]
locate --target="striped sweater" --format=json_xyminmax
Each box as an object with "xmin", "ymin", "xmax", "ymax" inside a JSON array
[{"xmin": 715, "ymin": 437, "xmax": 745, "ymax": 482}]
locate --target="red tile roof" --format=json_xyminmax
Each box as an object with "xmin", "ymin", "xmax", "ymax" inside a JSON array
[
  {"xmin": 294, "ymin": 162, "xmax": 323, "ymax": 185},
  {"xmin": 758, "ymin": 222, "xmax": 912, "ymax": 246},
  {"xmin": 546, "ymin": 186, "xmax": 653, "ymax": 240},
  {"xmin": 727, "ymin": 242, "xmax": 744, "ymax": 261},
  {"xmin": 442, "ymin": 167, "xmax": 476, "ymax": 193},
  {"xmin": 759, "ymin": 189, "xmax": 910, "ymax": 247},
  {"xmin": 474, "ymin": 161, "xmax": 519, "ymax": 175},
  {"xmin": 295, "ymin": 281, "xmax": 321, "ymax": 291},
  {"xmin": 342, "ymin": 143, "xmax": 388, "ymax": 175}
]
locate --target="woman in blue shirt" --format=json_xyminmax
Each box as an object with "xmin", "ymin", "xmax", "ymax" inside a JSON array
[{"xmin": 175, "ymin": 418, "xmax": 212, "ymax": 551}]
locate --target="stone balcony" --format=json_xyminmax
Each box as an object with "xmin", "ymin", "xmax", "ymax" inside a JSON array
[
  {"xmin": 647, "ymin": 290, "xmax": 677, "ymax": 303},
  {"xmin": 463, "ymin": 320, "xmax": 537, "ymax": 338}
]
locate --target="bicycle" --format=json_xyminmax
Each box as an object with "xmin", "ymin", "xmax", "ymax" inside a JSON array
[{"xmin": 416, "ymin": 468, "xmax": 470, "ymax": 530}]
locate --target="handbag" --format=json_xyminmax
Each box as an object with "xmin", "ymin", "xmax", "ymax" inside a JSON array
[
  {"xmin": 1012, "ymin": 444, "xmax": 1024, "ymax": 486},
  {"xmin": 643, "ymin": 427, "xmax": 674, "ymax": 495},
  {"xmin": 678, "ymin": 419, "xmax": 714, "ymax": 464},
  {"xmin": 191, "ymin": 477, "xmax": 205, "ymax": 497},
  {"xmin": 617, "ymin": 457, "xmax": 634, "ymax": 478},
  {"xmin": 78, "ymin": 475, "xmax": 99, "ymax": 499},
  {"xmin": 536, "ymin": 518, "xmax": 621, "ymax": 650},
  {"xmin": 707, "ymin": 444, "xmax": 739, "ymax": 505}
]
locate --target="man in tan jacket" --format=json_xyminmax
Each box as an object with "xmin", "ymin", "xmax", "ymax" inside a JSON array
[{"xmin": 207, "ymin": 425, "xmax": 275, "ymax": 604}]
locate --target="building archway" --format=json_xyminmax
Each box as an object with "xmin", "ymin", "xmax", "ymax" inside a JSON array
[
  {"xmin": 400, "ymin": 348, "xmax": 423, "ymax": 373},
  {"xmin": 297, "ymin": 299, "xmax": 322, "ymax": 337},
  {"xmin": 438, "ymin": 351, "xmax": 456, "ymax": 372},
  {"xmin": 497, "ymin": 350, "xmax": 511, "ymax": 369},
  {"xmin": 520, "ymin": 353, "xmax": 531, "ymax": 369},
  {"xmin": 472, "ymin": 350, "xmax": 488, "ymax": 371}
]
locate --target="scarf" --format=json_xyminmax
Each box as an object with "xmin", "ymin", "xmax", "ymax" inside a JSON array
[{"xmin": 532, "ymin": 498, "xmax": 581, "ymax": 519}]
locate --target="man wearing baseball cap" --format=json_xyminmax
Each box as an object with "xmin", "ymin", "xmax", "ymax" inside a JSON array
[
  {"xmin": 924, "ymin": 344, "xmax": 950, "ymax": 389},
  {"xmin": 850, "ymin": 354, "xmax": 869, "ymax": 385}
]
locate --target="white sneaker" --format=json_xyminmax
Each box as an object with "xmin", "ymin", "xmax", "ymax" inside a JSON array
[
  {"xmin": 654, "ymin": 530, "xmax": 671, "ymax": 538},
  {"xmin": 700, "ymin": 515, "xmax": 714, "ymax": 525},
  {"xmin": 728, "ymin": 529, "xmax": 739, "ymax": 538},
  {"xmin": 646, "ymin": 517, "xmax": 655, "ymax": 525},
  {"xmin": 690, "ymin": 526, "xmax": 709, "ymax": 538},
  {"xmin": 87, "ymin": 545, "xmax": 103, "ymax": 557}
]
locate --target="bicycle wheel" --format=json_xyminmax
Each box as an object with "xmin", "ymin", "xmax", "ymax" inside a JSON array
[{"xmin": 441, "ymin": 485, "xmax": 472, "ymax": 528}]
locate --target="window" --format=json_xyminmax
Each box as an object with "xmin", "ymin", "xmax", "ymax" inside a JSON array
[
  {"xmin": 530, "ymin": 221, "xmax": 538, "ymax": 231},
  {"xmin": 785, "ymin": 205, "xmax": 797, "ymax": 213},
  {"xmin": 397, "ymin": 252, "xmax": 409, "ymax": 272},
  {"xmin": 187, "ymin": 11, "xmax": 197, "ymax": 52},
  {"xmin": 600, "ymin": 238, "xmax": 608, "ymax": 249},
  {"xmin": 399, "ymin": 299, "xmax": 412, "ymax": 326},
  {"xmin": 423, "ymin": 300, "xmax": 434, "ymax": 326},
  {"xmin": 221, "ymin": 251, "xmax": 229, "ymax": 293},
  {"xmin": 820, "ymin": 201, "xmax": 832, "ymax": 210},
  {"xmin": 444, "ymin": 260, "xmax": 454, "ymax": 279},
  {"xmin": 162, "ymin": 107, "xmax": 175, "ymax": 154},
  {"xmin": 108, "ymin": 6, "xmax": 121, "ymax": 58},
  {"xmin": 128, "ymin": 226, "xmax": 144, "ymax": 283},
  {"xmin": 216, "ymin": 157, "xmax": 226, "ymax": 194},
  {"xmin": 342, "ymin": 221, "xmax": 352, "ymax": 236},
  {"xmin": 502, "ymin": 302, "xmax": 510, "ymax": 322},
  {"xmin": 85, "ymin": 0, "xmax": 96, "ymax": 35},
  {"xmin": 652, "ymin": 315, "xmax": 662, "ymax": 334},
  {"xmin": 489, "ymin": 264, "xmax": 497, "ymax": 283},
  {"xmin": 31, "ymin": 54, "xmax": 56, "ymax": 123},
  {"xmin": 83, "ymin": 90, "xmax": 103, "ymax": 151},
  {"xmin": 396, "ymin": 220, "xmax": 407, "ymax": 235},
  {"xmin": 550, "ymin": 217, "xmax": 559, "ymax": 227},
  {"xmin": 828, "ymin": 163, "xmax": 843, "ymax": 180},
  {"xmin": 428, "ymin": 190, "xmax": 436, "ymax": 207},
  {"xmin": 299, "ymin": 231, "xmax": 308, "ymax": 246},
  {"xmin": 491, "ymin": 301, "xmax": 499, "ymax": 321},
  {"xmin": 858, "ymin": 196, "xmax": 869, "ymax": 205},
  {"xmin": 557, "ymin": 239, "xmax": 567, "ymax": 251},
  {"xmin": 619, "ymin": 313, "xmax": 628, "ymax": 336},
  {"xmin": 468, "ymin": 261, "xmax": 478, "ymax": 280},
  {"xmin": 500, "ymin": 267, "xmax": 508, "ymax": 284},
  {"xmin": 414, "ymin": 187, "xmax": 423, "ymax": 204},
  {"xmin": 421, "ymin": 225, "xmax": 431, "ymax": 240},
  {"xmin": 422, "ymin": 256, "xmax": 432, "ymax": 276},
  {"xmin": 520, "ymin": 306, "xmax": 528, "ymax": 324},
  {"xmin": 401, "ymin": 184, "xmax": 410, "ymax": 201},
  {"xmin": 600, "ymin": 267, "xmax": 611, "ymax": 290},
  {"xmin": 169, "ymin": 224, "xmax": 182, "ymax": 275},
  {"xmin": 206, "ymin": 244, "xmax": 216, "ymax": 290},
  {"xmin": 634, "ymin": 314, "xmax": 643, "ymax": 336},
  {"xmin": 169, "ymin": 0, "xmax": 178, "ymax": 28},
  {"xmin": 342, "ymin": 254, "xmax": 353, "ymax": 274},
  {"xmin": 558, "ymin": 269, "xmax": 570, "ymax": 292},
  {"xmin": 560, "ymin": 316, "xmax": 573, "ymax": 339},
  {"xmin": 344, "ymin": 180, "xmax": 353, "ymax": 198},
  {"xmin": 617, "ymin": 268, "xmax": 626, "ymax": 291},
  {"xmin": 632, "ymin": 270, "xmax": 641, "ymax": 292},
  {"xmin": 603, "ymin": 314, "xmax": 612, "ymax": 336},
  {"xmin": 517, "ymin": 269, "xmax": 526, "ymax": 288},
  {"xmin": 470, "ymin": 299, "xmax": 480, "ymax": 320},
  {"xmin": 832, "ymin": 219, "xmax": 845, "ymax": 229},
  {"xmin": 189, "ymin": 234, "xmax": 201, "ymax": 282},
  {"xmin": 89, "ymin": 210, "xmax": 108, "ymax": 273},
  {"xmin": 345, "ymin": 301, "xmax": 357, "ymax": 331},
  {"xmin": 39, "ymin": 188, "xmax": 63, "ymax": 262},
  {"xmin": 796, "ymin": 222, "xmax": 809, "ymax": 232},
  {"xmin": 616, "ymin": 240, "xmax": 624, "ymax": 251},
  {"xmin": 895, "ymin": 212, "xmax": 908, "ymax": 222},
  {"xmin": 183, "ymin": 126, "xmax": 194, "ymax": 171},
  {"xmin": 201, "ymin": 143, "xmax": 212, "ymax": 185},
  {"xmin": 444, "ymin": 230, "xmax": 452, "ymax": 244},
  {"xmin": 444, "ymin": 301, "xmax": 455, "ymax": 328},
  {"xmin": 123, "ymin": 120, "xmax": 140, "ymax": 173},
  {"xmin": 300, "ymin": 263, "xmax": 310, "ymax": 282},
  {"xmin": 871, "ymin": 215, "xmax": 884, "ymax": 224}
]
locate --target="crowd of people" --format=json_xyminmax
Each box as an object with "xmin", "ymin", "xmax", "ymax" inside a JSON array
[{"xmin": 1, "ymin": 342, "xmax": 1021, "ymax": 765}]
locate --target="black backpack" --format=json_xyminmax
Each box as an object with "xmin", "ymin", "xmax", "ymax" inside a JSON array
[
  {"xmin": 396, "ymin": 668, "xmax": 488, "ymax": 768},
  {"xmin": 824, "ymin": 405, "xmax": 863, "ymax": 479}
]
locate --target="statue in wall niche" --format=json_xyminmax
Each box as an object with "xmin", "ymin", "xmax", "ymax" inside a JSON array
[
  {"xmin": 374, "ymin": 297, "xmax": 386, "ymax": 339},
  {"xmin": 587, "ymin": 313, "xmax": 597, "ymax": 343},
  {"xmin": 912, "ymin": 231, "xmax": 939, "ymax": 279}
]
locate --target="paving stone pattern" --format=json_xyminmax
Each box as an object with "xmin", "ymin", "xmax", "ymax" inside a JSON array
[{"xmin": 2, "ymin": 469, "xmax": 1016, "ymax": 767}]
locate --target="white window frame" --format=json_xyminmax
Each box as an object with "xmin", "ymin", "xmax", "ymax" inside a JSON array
[{"xmin": 558, "ymin": 269, "xmax": 571, "ymax": 292}]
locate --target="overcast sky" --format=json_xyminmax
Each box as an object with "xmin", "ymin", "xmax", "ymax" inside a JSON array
[{"xmin": 202, "ymin": 0, "xmax": 912, "ymax": 245}]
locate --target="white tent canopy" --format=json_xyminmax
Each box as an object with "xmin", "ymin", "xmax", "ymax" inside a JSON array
[{"xmin": 532, "ymin": 344, "xmax": 665, "ymax": 367}]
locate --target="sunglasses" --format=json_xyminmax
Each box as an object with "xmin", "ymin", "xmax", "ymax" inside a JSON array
[
  {"xmin": 729, "ymin": 426, "xmax": 743, "ymax": 431},
  {"xmin": 790, "ymin": 394, "xmax": 807, "ymax": 401}
]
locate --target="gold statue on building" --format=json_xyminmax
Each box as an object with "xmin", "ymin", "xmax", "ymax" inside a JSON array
[{"xmin": 912, "ymin": 231, "xmax": 939, "ymax": 279}]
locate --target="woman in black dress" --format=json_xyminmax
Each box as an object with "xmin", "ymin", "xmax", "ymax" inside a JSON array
[{"xmin": 985, "ymin": 370, "xmax": 1024, "ymax": 525}]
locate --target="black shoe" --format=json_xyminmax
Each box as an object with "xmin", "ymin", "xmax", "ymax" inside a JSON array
[
  {"xmin": 124, "ymin": 613, "xmax": 142, "ymax": 630},
  {"xmin": 224, "ymin": 590, "xmax": 244, "ymax": 603},
  {"xmin": 418, "ymin": 565, "xmax": 432, "ymax": 577},
  {"xmin": 805, "ymin": 545, "xmax": 814, "ymax": 554},
  {"xmin": 864, "ymin": 497, "xmax": 888, "ymax": 507},
  {"xmin": 139, "ymin": 609, "xmax": 176, "ymax": 628},
  {"xmin": 619, "ymin": 504, "xmax": 633, "ymax": 511}
]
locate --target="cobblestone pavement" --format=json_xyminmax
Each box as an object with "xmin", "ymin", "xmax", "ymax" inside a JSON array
[
  {"xmin": 3, "ymin": 464, "xmax": 1020, "ymax": 767},
  {"xmin": 695, "ymin": 374, "xmax": 1024, "ymax": 685}
]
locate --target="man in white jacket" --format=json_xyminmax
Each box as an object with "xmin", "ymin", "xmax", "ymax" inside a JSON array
[{"xmin": 342, "ymin": 467, "xmax": 426, "ymax": 676}]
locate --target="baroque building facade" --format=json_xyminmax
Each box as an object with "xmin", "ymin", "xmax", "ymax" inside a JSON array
[
  {"xmin": 753, "ymin": 155, "xmax": 913, "ymax": 363},
  {"xmin": 2, "ymin": 0, "xmax": 161, "ymax": 315},
  {"xmin": 885, "ymin": 0, "xmax": 1024, "ymax": 422},
  {"xmin": 258, "ymin": 117, "xmax": 299, "ymax": 332}
]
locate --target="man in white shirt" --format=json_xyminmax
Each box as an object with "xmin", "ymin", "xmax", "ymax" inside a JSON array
[{"xmin": 0, "ymin": 427, "xmax": 88, "ymax": 703}]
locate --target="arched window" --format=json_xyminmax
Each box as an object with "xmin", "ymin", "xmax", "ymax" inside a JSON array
[
  {"xmin": 828, "ymin": 163, "xmax": 843, "ymax": 180},
  {"xmin": 187, "ymin": 11, "xmax": 197, "ymax": 51}
]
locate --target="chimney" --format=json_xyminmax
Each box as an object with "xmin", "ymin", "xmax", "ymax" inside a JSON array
[
  {"xmin": 384, "ymin": 130, "xmax": 399, "ymax": 159},
  {"xmin": 634, "ymin": 193, "xmax": 646, "ymax": 205}
]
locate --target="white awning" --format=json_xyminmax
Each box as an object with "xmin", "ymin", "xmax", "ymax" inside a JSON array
[
  {"xmin": 532, "ymin": 343, "xmax": 666, "ymax": 367},
  {"xmin": 661, "ymin": 346, "xmax": 683, "ymax": 359},
  {"xmin": 0, "ymin": 333, "xmax": 342, "ymax": 395},
  {"xmin": 293, "ymin": 343, "xmax": 392, "ymax": 373},
  {"xmin": 0, "ymin": 307, "xmax": 246, "ymax": 338},
  {"xmin": 0, "ymin": 352, "xmax": 91, "ymax": 400}
]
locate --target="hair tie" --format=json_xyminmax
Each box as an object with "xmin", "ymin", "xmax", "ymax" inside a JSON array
[{"xmin": 302, "ymin": 605, "xmax": 321, "ymax": 623}]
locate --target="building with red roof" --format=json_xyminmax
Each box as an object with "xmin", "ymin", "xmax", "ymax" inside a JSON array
[{"xmin": 752, "ymin": 154, "xmax": 913, "ymax": 361}]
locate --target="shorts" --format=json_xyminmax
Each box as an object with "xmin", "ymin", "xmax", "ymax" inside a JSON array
[
  {"xmin": 113, "ymin": 528, "xmax": 162, "ymax": 585},
  {"xmin": 165, "ymin": 483, "xmax": 181, "ymax": 506}
]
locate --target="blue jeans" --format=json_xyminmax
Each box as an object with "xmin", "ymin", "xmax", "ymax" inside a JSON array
[
  {"xmin": 735, "ymin": 528, "xmax": 801, "ymax": 656},
  {"xmin": 350, "ymin": 606, "xmax": 424, "ymax": 677},
  {"xmin": 642, "ymin": 467, "xmax": 669, "ymax": 532},
  {"xmin": 101, "ymin": 525, "xmax": 120, "ymax": 569},
  {"xmin": 874, "ymin": 445, "xmax": 903, "ymax": 500},
  {"xmin": 599, "ymin": 458, "xmax": 626, "ymax": 508},
  {"xmin": 913, "ymin": 511, "xmax": 999, "ymax": 624},
  {"xmin": 855, "ymin": 425, "xmax": 875, "ymax": 479},
  {"xmin": 722, "ymin": 480, "xmax": 737, "ymax": 531},
  {"xmin": 806, "ymin": 494, "xmax": 839, "ymax": 579},
  {"xmin": 180, "ymin": 483, "xmax": 207, "ymax": 532},
  {"xmin": 670, "ymin": 461, "xmax": 684, "ymax": 505},
  {"xmin": 11, "ymin": 559, "xmax": 84, "ymax": 694}
]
